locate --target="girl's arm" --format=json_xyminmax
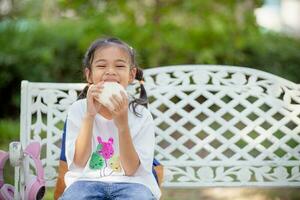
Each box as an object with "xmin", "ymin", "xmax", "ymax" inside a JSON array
[
  {"xmin": 118, "ymin": 124, "xmax": 140, "ymax": 176},
  {"xmin": 109, "ymin": 92, "xmax": 140, "ymax": 176},
  {"xmin": 73, "ymin": 84, "xmax": 103, "ymax": 168},
  {"xmin": 73, "ymin": 114, "xmax": 94, "ymax": 168}
]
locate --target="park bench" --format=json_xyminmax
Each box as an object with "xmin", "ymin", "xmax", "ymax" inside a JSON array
[{"xmin": 10, "ymin": 65, "xmax": 300, "ymax": 199}]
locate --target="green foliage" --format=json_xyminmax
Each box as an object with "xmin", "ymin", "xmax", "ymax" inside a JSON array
[
  {"xmin": 0, "ymin": 0, "xmax": 300, "ymax": 118},
  {"xmin": 0, "ymin": 119, "xmax": 19, "ymax": 184},
  {"xmin": 0, "ymin": 119, "xmax": 19, "ymax": 150},
  {"xmin": 0, "ymin": 19, "xmax": 83, "ymax": 116}
]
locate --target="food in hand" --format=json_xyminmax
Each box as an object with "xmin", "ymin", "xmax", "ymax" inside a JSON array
[{"xmin": 97, "ymin": 82, "xmax": 127, "ymax": 109}]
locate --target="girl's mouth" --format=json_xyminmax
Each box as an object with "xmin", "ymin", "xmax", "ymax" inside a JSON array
[{"xmin": 104, "ymin": 79, "xmax": 119, "ymax": 83}]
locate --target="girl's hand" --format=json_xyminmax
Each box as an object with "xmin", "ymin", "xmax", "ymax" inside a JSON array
[
  {"xmin": 86, "ymin": 82, "xmax": 104, "ymax": 117},
  {"xmin": 106, "ymin": 91, "xmax": 129, "ymax": 130}
]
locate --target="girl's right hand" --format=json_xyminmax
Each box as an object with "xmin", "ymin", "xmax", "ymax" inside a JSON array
[{"xmin": 86, "ymin": 82, "xmax": 104, "ymax": 117}]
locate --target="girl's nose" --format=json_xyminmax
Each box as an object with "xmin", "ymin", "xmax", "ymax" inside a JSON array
[{"xmin": 105, "ymin": 67, "xmax": 116, "ymax": 75}]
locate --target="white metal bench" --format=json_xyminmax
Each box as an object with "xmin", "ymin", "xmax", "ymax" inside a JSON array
[{"xmin": 11, "ymin": 65, "xmax": 300, "ymax": 199}]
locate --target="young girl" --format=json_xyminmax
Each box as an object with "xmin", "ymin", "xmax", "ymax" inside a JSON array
[{"xmin": 59, "ymin": 38, "xmax": 161, "ymax": 199}]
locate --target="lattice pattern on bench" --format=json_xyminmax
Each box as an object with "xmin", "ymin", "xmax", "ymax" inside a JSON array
[
  {"xmin": 18, "ymin": 65, "xmax": 300, "ymax": 190},
  {"xmin": 20, "ymin": 83, "xmax": 85, "ymax": 186},
  {"xmin": 142, "ymin": 65, "xmax": 300, "ymax": 187}
]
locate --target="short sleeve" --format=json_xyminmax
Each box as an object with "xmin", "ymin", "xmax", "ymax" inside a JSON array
[
  {"xmin": 132, "ymin": 110, "xmax": 155, "ymax": 175},
  {"xmin": 65, "ymin": 100, "xmax": 85, "ymax": 170}
]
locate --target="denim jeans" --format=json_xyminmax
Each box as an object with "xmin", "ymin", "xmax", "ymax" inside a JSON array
[{"xmin": 59, "ymin": 181, "xmax": 156, "ymax": 200}]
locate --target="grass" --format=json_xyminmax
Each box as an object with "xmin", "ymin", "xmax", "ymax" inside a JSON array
[
  {"xmin": 1, "ymin": 119, "xmax": 300, "ymax": 200},
  {"xmin": 0, "ymin": 119, "xmax": 20, "ymax": 185},
  {"xmin": 0, "ymin": 119, "xmax": 20, "ymax": 150},
  {"xmin": 44, "ymin": 188, "xmax": 55, "ymax": 199}
]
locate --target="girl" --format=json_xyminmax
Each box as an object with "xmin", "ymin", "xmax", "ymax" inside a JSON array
[{"xmin": 59, "ymin": 38, "xmax": 161, "ymax": 199}]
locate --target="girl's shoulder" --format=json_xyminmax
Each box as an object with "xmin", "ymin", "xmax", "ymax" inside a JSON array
[
  {"xmin": 70, "ymin": 98, "xmax": 86, "ymax": 108},
  {"xmin": 68, "ymin": 98, "xmax": 87, "ymax": 115}
]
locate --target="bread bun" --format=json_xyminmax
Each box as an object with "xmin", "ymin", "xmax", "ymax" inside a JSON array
[{"xmin": 98, "ymin": 82, "xmax": 127, "ymax": 109}]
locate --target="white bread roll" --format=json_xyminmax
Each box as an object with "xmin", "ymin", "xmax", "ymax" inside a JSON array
[{"xmin": 98, "ymin": 82, "xmax": 127, "ymax": 109}]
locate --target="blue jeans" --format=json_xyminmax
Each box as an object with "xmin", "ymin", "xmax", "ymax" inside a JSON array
[{"xmin": 59, "ymin": 181, "xmax": 156, "ymax": 200}]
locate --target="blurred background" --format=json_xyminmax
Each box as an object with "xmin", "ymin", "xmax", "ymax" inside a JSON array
[{"xmin": 0, "ymin": 0, "xmax": 299, "ymax": 199}]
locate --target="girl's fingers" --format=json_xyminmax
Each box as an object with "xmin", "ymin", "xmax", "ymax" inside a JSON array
[
  {"xmin": 104, "ymin": 102, "xmax": 115, "ymax": 112},
  {"xmin": 88, "ymin": 84, "xmax": 103, "ymax": 99},
  {"xmin": 93, "ymin": 86, "xmax": 102, "ymax": 93},
  {"xmin": 87, "ymin": 85, "xmax": 95, "ymax": 95},
  {"xmin": 88, "ymin": 83, "xmax": 103, "ymax": 92},
  {"xmin": 93, "ymin": 95, "xmax": 100, "ymax": 103},
  {"xmin": 120, "ymin": 91, "xmax": 128, "ymax": 104},
  {"xmin": 110, "ymin": 95, "xmax": 121, "ymax": 111},
  {"xmin": 109, "ymin": 93, "xmax": 129, "ymax": 113},
  {"xmin": 112, "ymin": 92, "xmax": 127, "ymax": 104},
  {"xmin": 91, "ymin": 89, "xmax": 101, "ymax": 96},
  {"xmin": 114, "ymin": 94, "xmax": 123, "ymax": 104},
  {"xmin": 96, "ymin": 81, "xmax": 104, "ymax": 87}
]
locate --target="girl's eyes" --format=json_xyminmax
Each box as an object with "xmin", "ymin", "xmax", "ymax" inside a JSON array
[{"xmin": 94, "ymin": 65, "xmax": 126, "ymax": 69}]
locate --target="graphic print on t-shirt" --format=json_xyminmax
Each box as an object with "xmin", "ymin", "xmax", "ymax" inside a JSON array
[{"xmin": 89, "ymin": 136, "xmax": 123, "ymax": 176}]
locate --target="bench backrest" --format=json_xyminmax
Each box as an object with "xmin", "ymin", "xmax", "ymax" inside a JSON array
[{"xmin": 19, "ymin": 65, "xmax": 300, "ymax": 189}]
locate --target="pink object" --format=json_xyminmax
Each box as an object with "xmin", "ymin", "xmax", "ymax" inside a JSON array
[
  {"xmin": 0, "ymin": 151, "xmax": 14, "ymax": 200},
  {"xmin": 1, "ymin": 142, "xmax": 45, "ymax": 200},
  {"xmin": 24, "ymin": 141, "xmax": 45, "ymax": 200},
  {"xmin": 97, "ymin": 137, "xmax": 114, "ymax": 166}
]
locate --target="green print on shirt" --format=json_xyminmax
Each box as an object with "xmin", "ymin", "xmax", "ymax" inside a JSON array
[
  {"xmin": 89, "ymin": 137, "xmax": 115, "ymax": 170},
  {"xmin": 89, "ymin": 144, "xmax": 105, "ymax": 169}
]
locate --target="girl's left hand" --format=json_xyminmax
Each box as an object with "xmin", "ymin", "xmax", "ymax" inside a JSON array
[{"xmin": 107, "ymin": 91, "xmax": 129, "ymax": 130}]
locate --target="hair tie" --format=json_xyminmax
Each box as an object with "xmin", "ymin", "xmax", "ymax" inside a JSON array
[{"xmin": 139, "ymin": 80, "xmax": 144, "ymax": 85}]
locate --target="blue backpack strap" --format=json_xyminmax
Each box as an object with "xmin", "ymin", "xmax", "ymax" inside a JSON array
[
  {"xmin": 152, "ymin": 158, "xmax": 162, "ymax": 184},
  {"xmin": 152, "ymin": 158, "xmax": 161, "ymax": 166},
  {"xmin": 59, "ymin": 121, "xmax": 67, "ymax": 162},
  {"xmin": 152, "ymin": 167, "xmax": 158, "ymax": 184}
]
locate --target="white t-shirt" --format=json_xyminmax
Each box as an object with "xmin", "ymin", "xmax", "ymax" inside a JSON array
[{"xmin": 64, "ymin": 99, "xmax": 161, "ymax": 199}]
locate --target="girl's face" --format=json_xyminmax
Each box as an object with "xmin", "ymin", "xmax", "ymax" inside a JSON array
[{"xmin": 85, "ymin": 45, "xmax": 136, "ymax": 88}]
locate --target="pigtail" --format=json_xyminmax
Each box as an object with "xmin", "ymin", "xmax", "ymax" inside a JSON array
[
  {"xmin": 77, "ymin": 85, "xmax": 89, "ymax": 100},
  {"xmin": 135, "ymin": 68, "xmax": 148, "ymax": 107},
  {"xmin": 129, "ymin": 67, "xmax": 149, "ymax": 117}
]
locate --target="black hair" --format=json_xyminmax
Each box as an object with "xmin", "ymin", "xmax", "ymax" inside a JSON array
[{"xmin": 78, "ymin": 37, "xmax": 148, "ymax": 116}]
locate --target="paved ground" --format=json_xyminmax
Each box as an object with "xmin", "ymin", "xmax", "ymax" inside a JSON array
[
  {"xmin": 44, "ymin": 187, "xmax": 300, "ymax": 199},
  {"xmin": 161, "ymin": 188, "xmax": 300, "ymax": 200}
]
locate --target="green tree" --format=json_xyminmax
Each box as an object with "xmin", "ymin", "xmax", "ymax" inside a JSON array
[{"xmin": 0, "ymin": 0, "xmax": 300, "ymax": 118}]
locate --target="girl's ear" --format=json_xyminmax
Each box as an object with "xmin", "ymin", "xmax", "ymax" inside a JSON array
[
  {"xmin": 129, "ymin": 67, "xmax": 137, "ymax": 84},
  {"xmin": 85, "ymin": 67, "xmax": 92, "ymax": 84}
]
